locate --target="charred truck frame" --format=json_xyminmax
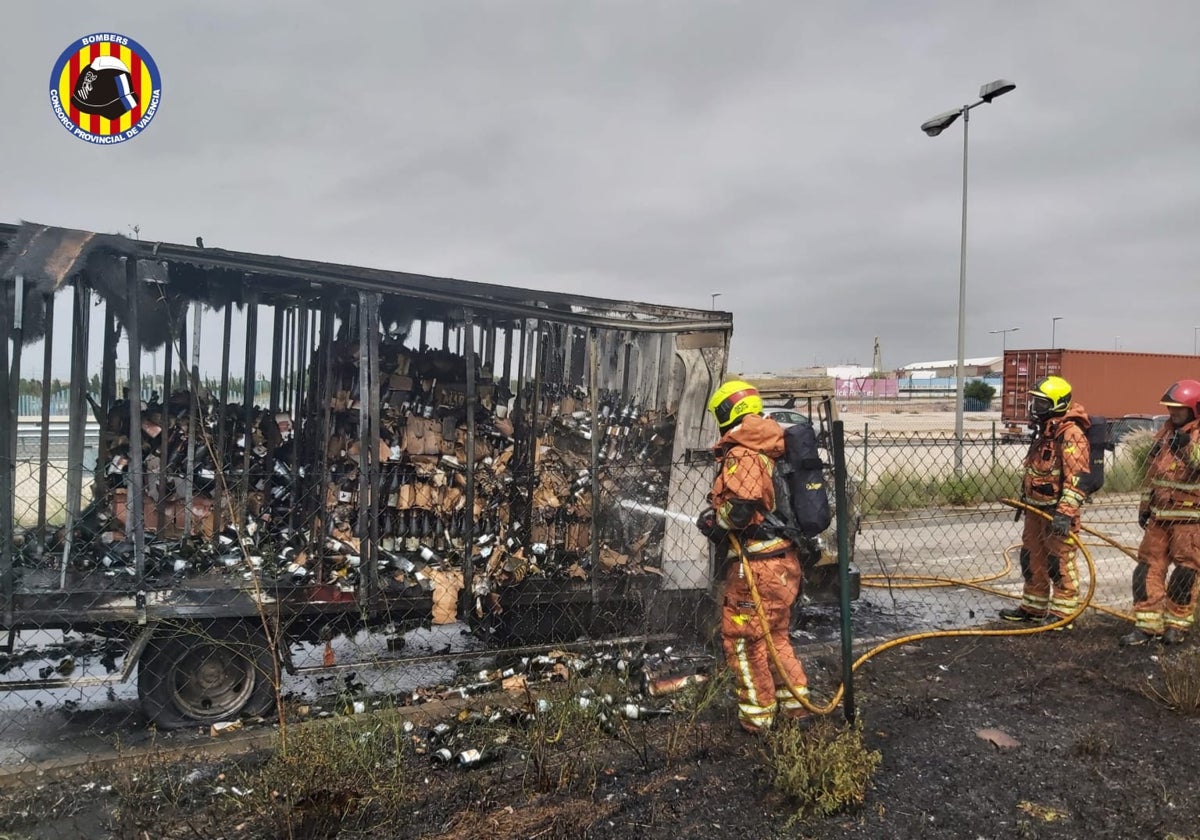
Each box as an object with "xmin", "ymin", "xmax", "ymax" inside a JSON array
[{"xmin": 0, "ymin": 223, "xmax": 731, "ymax": 728}]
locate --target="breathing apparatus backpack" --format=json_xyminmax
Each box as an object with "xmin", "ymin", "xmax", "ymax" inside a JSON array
[
  {"xmin": 765, "ymin": 422, "xmax": 833, "ymax": 546},
  {"xmin": 1075, "ymin": 415, "xmax": 1110, "ymax": 495}
]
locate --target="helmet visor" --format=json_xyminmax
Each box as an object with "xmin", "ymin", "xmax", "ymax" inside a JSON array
[{"xmin": 1029, "ymin": 395, "xmax": 1054, "ymax": 419}]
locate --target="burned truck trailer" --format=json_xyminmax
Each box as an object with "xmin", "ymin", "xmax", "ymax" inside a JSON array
[{"xmin": 0, "ymin": 222, "xmax": 730, "ymax": 728}]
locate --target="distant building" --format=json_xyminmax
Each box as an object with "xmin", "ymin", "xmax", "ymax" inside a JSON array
[{"xmin": 898, "ymin": 356, "xmax": 1001, "ymax": 379}]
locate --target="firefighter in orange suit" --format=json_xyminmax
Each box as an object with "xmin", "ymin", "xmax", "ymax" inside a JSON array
[
  {"xmin": 1121, "ymin": 380, "xmax": 1200, "ymax": 647},
  {"xmin": 696, "ymin": 380, "xmax": 809, "ymax": 733},
  {"xmin": 1000, "ymin": 375, "xmax": 1091, "ymax": 625}
]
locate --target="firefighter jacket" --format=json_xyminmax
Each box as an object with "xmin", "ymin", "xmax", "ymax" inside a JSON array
[
  {"xmin": 1141, "ymin": 417, "xmax": 1200, "ymax": 521},
  {"xmin": 709, "ymin": 413, "xmax": 792, "ymax": 559},
  {"xmin": 1022, "ymin": 402, "xmax": 1091, "ymax": 517}
]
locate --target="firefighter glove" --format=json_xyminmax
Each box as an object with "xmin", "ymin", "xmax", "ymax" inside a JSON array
[
  {"xmin": 696, "ymin": 508, "xmax": 727, "ymax": 544},
  {"xmin": 1170, "ymin": 430, "xmax": 1190, "ymax": 454},
  {"xmin": 1049, "ymin": 512, "xmax": 1072, "ymax": 536},
  {"xmin": 1138, "ymin": 509, "xmax": 1151, "ymax": 529}
]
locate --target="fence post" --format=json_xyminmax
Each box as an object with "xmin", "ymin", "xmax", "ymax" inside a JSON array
[
  {"xmin": 991, "ymin": 420, "xmax": 997, "ymax": 467},
  {"xmin": 862, "ymin": 423, "xmax": 868, "ymax": 487},
  {"xmin": 833, "ymin": 420, "xmax": 855, "ymax": 723}
]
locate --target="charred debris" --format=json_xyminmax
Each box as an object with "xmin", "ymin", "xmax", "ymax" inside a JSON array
[{"xmin": 0, "ymin": 222, "xmax": 730, "ymax": 636}]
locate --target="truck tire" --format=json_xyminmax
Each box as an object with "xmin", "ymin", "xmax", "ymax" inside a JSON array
[{"xmin": 138, "ymin": 622, "xmax": 277, "ymax": 730}]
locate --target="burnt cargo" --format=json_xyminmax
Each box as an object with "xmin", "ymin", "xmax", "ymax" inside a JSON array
[
  {"xmin": 1001, "ymin": 349, "xmax": 1200, "ymax": 428},
  {"xmin": 0, "ymin": 221, "xmax": 731, "ymax": 728}
]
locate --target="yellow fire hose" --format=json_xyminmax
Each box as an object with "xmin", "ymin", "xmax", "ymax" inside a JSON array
[{"xmin": 730, "ymin": 499, "xmax": 1112, "ymax": 717}]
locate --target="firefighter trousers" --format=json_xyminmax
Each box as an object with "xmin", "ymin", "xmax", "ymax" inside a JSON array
[
  {"xmin": 720, "ymin": 549, "xmax": 808, "ymax": 733},
  {"xmin": 1018, "ymin": 513, "xmax": 1080, "ymax": 620},
  {"xmin": 1133, "ymin": 521, "xmax": 1200, "ymax": 634}
]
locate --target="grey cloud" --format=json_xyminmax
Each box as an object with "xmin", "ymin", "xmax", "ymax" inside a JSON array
[{"xmin": 2, "ymin": 0, "xmax": 1199, "ymax": 376}]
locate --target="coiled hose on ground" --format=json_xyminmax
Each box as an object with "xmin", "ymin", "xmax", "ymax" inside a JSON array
[{"xmin": 733, "ymin": 499, "xmax": 1136, "ymax": 717}]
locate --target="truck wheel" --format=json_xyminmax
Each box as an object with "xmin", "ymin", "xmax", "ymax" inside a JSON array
[{"xmin": 139, "ymin": 622, "xmax": 277, "ymax": 730}]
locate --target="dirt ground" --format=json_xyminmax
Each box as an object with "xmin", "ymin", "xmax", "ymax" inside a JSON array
[{"xmin": 3, "ymin": 612, "xmax": 1199, "ymax": 840}]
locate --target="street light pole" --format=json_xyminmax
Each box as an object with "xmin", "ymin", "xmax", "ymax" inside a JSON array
[
  {"xmin": 1051, "ymin": 316, "xmax": 1063, "ymax": 349},
  {"xmin": 953, "ymin": 107, "xmax": 969, "ymax": 474},
  {"xmin": 711, "ymin": 293, "xmax": 721, "ymax": 311},
  {"xmin": 989, "ymin": 327, "xmax": 1019, "ymax": 354},
  {"xmin": 1193, "ymin": 326, "xmax": 1198, "ymax": 355},
  {"xmin": 921, "ymin": 79, "xmax": 1015, "ymax": 475}
]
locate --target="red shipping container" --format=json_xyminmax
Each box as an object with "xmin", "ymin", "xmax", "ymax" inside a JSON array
[{"xmin": 1001, "ymin": 349, "xmax": 1200, "ymax": 428}]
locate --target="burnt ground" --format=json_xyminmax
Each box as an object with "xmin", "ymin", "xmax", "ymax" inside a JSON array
[{"xmin": 3, "ymin": 612, "xmax": 1200, "ymax": 840}]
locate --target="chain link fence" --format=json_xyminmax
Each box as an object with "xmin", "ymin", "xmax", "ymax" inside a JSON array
[
  {"xmin": 0, "ymin": 408, "xmax": 1170, "ymax": 837},
  {"xmin": 840, "ymin": 422, "xmax": 1155, "ymax": 634}
]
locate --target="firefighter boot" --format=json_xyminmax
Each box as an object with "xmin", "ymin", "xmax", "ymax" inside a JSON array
[
  {"xmin": 999, "ymin": 607, "xmax": 1042, "ymax": 623},
  {"xmin": 1163, "ymin": 627, "xmax": 1188, "ymax": 645},
  {"xmin": 1119, "ymin": 628, "xmax": 1160, "ymax": 647}
]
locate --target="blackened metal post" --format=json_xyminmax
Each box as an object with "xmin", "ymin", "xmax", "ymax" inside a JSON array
[
  {"xmin": 501, "ymin": 324, "xmax": 513, "ymax": 393},
  {"xmin": 270, "ymin": 305, "xmax": 284, "ymax": 412},
  {"xmin": 289, "ymin": 306, "xmax": 308, "ymax": 531},
  {"xmin": 157, "ymin": 314, "xmax": 173, "ymax": 531},
  {"xmin": 37, "ymin": 294, "xmax": 55, "ymax": 536},
  {"xmin": 184, "ymin": 305, "xmax": 200, "ymax": 537},
  {"xmin": 125, "ymin": 259, "xmax": 146, "ymax": 580},
  {"xmin": 364, "ymin": 294, "xmax": 381, "ymax": 600},
  {"xmin": 0, "ymin": 274, "xmax": 12, "ymax": 620},
  {"xmin": 213, "ymin": 304, "xmax": 233, "ymax": 544},
  {"xmin": 7, "ymin": 278, "xmax": 23, "ymax": 490},
  {"xmin": 240, "ymin": 298, "xmax": 259, "ymax": 532},
  {"xmin": 59, "ymin": 283, "xmax": 91, "ymax": 587},
  {"xmin": 462, "ymin": 311, "xmax": 477, "ymax": 614},
  {"xmin": 96, "ymin": 304, "xmax": 117, "ymax": 498},
  {"xmin": 589, "ymin": 328, "xmax": 601, "ymax": 604},
  {"xmin": 312, "ymin": 306, "xmax": 335, "ymax": 560}
]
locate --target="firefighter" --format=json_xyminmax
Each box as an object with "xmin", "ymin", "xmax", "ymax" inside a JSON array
[
  {"xmin": 695, "ymin": 380, "xmax": 809, "ymax": 733},
  {"xmin": 1121, "ymin": 380, "xmax": 1200, "ymax": 646},
  {"xmin": 1000, "ymin": 375, "xmax": 1091, "ymax": 626}
]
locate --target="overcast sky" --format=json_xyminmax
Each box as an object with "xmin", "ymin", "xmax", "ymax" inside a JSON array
[{"xmin": 3, "ymin": 1, "xmax": 1199, "ymax": 378}]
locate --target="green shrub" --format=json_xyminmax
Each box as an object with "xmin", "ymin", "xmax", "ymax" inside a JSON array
[
  {"xmin": 963, "ymin": 379, "xmax": 997, "ymax": 403},
  {"xmin": 940, "ymin": 474, "xmax": 983, "ymax": 506},
  {"xmin": 766, "ymin": 718, "xmax": 881, "ymax": 822}
]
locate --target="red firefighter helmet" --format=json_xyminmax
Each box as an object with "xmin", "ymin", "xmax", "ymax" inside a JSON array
[{"xmin": 1160, "ymin": 379, "xmax": 1200, "ymax": 416}]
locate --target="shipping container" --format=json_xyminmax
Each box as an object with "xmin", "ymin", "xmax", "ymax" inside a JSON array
[
  {"xmin": 1, "ymin": 221, "xmax": 744, "ymax": 728},
  {"xmin": 1000, "ymin": 349, "xmax": 1200, "ymax": 432}
]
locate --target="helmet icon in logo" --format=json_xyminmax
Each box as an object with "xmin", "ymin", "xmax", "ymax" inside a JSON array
[
  {"xmin": 49, "ymin": 33, "xmax": 162, "ymax": 144},
  {"xmin": 71, "ymin": 55, "xmax": 138, "ymax": 119}
]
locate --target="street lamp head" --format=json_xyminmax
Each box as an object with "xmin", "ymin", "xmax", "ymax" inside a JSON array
[
  {"xmin": 979, "ymin": 79, "xmax": 1016, "ymax": 103},
  {"xmin": 921, "ymin": 109, "xmax": 962, "ymax": 137}
]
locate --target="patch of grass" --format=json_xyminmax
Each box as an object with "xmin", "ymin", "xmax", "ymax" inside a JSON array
[
  {"xmin": 1147, "ymin": 648, "xmax": 1200, "ymax": 716},
  {"xmin": 939, "ymin": 474, "xmax": 984, "ymax": 506},
  {"xmin": 521, "ymin": 684, "xmax": 610, "ymax": 795},
  {"xmin": 865, "ymin": 471, "xmax": 938, "ymax": 513},
  {"xmin": 663, "ymin": 666, "xmax": 734, "ymax": 765},
  {"xmin": 107, "ymin": 740, "xmax": 205, "ymax": 838},
  {"xmin": 1069, "ymin": 730, "xmax": 1112, "ymax": 758},
  {"xmin": 765, "ymin": 717, "xmax": 881, "ymax": 822},
  {"xmin": 254, "ymin": 714, "xmax": 415, "ymax": 837},
  {"xmin": 866, "ymin": 464, "xmax": 1023, "ymax": 512}
]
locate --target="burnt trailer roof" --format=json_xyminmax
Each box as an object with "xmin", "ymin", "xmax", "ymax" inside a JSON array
[{"xmin": 0, "ymin": 221, "xmax": 731, "ymax": 334}]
